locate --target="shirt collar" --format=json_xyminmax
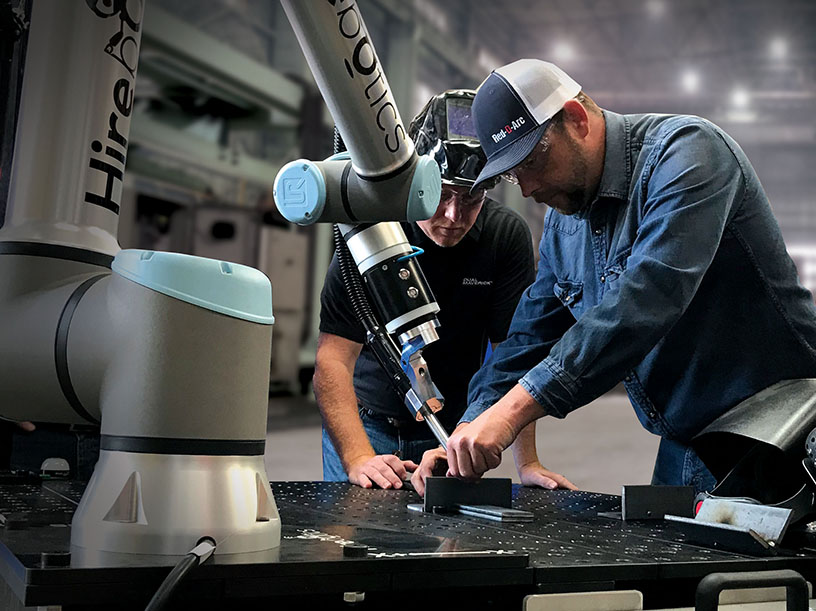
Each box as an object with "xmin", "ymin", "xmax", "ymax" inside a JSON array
[{"xmin": 595, "ymin": 110, "xmax": 632, "ymax": 201}]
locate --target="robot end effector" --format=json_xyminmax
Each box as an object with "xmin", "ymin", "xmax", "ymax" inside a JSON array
[
  {"xmin": 273, "ymin": 5, "xmax": 499, "ymax": 445},
  {"xmin": 396, "ymin": 89, "xmax": 501, "ymax": 427},
  {"xmin": 272, "ymin": 3, "xmax": 484, "ymax": 443}
]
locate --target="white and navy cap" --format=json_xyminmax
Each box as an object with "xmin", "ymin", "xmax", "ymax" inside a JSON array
[{"xmin": 471, "ymin": 60, "xmax": 581, "ymax": 190}]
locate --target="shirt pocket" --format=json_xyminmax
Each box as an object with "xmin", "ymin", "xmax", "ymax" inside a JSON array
[
  {"xmin": 604, "ymin": 247, "xmax": 632, "ymax": 284},
  {"xmin": 545, "ymin": 211, "xmax": 582, "ymax": 235},
  {"xmin": 553, "ymin": 280, "xmax": 583, "ymax": 309}
]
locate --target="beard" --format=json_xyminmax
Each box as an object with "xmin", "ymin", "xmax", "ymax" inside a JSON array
[
  {"xmin": 551, "ymin": 190, "xmax": 589, "ymax": 216},
  {"xmin": 550, "ymin": 135, "xmax": 592, "ymax": 216}
]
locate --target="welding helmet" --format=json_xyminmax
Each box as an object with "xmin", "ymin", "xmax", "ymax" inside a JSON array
[{"xmin": 409, "ymin": 90, "xmax": 500, "ymax": 190}]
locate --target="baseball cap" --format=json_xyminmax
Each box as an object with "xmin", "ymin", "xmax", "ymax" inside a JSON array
[{"xmin": 471, "ymin": 60, "xmax": 581, "ymax": 191}]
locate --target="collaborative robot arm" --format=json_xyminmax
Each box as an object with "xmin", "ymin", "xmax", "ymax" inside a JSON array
[
  {"xmin": 0, "ymin": 0, "xmax": 450, "ymax": 562},
  {"xmin": 0, "ymin": 1, "xmax": 282, "ymax": 558},
  {"xmin": 274, "ymin": 1, "xmax": 449, "ymax": 447}
]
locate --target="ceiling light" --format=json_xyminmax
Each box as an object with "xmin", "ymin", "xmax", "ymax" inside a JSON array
[
  {"xmin": 770, "ymin": 37, "xmax": 788, "ymax": 60},
  {"xmin": 681, "ymin": 70, "xmax": 699, "ymax": 94},
  {"xmin": 731, "ymin": 88, "xmax": 750, "ymax": 109},
  {"xmin": 646, "ymin": 0, "xmax": 666, "ymax": 19}
]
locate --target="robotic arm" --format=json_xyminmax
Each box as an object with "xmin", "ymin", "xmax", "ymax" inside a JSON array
[
  {"xmin": 274, "ymin": 1, "xmax": 449, "ymax": 447},
  {"xmin": 0, "ymin": 0, "xmax": 450, "ymax": 560}
]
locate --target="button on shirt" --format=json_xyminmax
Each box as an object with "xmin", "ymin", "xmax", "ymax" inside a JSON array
[
  {"xmin": 464, "ymin": 111, "xmax": 816, "ymax": 443},
  {"xmin": 320, "ymin": 199, "xmax": 535, "ymax": 434}
]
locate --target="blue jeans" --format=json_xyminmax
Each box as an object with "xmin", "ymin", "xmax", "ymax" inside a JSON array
[
  {"xmin": 322, "ymin": 409, "xmax": 441, "ymax": 482},
  {"xmin": 651, "ymin": 437, "xmax": 717, "ymax": 494}
]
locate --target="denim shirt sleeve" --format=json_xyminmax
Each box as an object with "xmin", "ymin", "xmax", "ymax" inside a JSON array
[
  {"xmin": 522, "ymin": 121, "xmax": 747, "ymax": 418},
  {"xmin": 461, "ymin": 237, "xmax": 575, "ymax": 423},
  {"xmin": 463, "ymin": 121, "xmax": 747, "ymax": 424}
]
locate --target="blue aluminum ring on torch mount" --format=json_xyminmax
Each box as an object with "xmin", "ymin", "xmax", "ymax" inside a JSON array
[
  {"xmin": 406, "ymin": 155, "xmax": 442, "ymax": 222},
  {"xmin": 273, "ymin": 160, "xmax": 326, "ymax": 225}
]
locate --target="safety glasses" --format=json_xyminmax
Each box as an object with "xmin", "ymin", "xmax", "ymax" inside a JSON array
[
  {"xmin": 441, "ymin": 186, "xmax": 486, "ymax": 207},
  {"xmin": 501, "ymin": 133, "xmax": 553, "ymax": 185}
]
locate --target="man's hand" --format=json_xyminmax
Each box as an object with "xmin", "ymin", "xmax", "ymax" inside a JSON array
[
  {"xmin": 517, "ymin": 460, "xmax": 577, "ymax": 490},
  {"xmin": 447, "ymin": 408, "xmax": 517, "ymax": 480},
  {"xmin": 448, "ymin": 385, "xmax": 544, "ymax": 480},
  {"xmin": 410, "ymin": 447, "xmax": 449, "ymax": 497},
  {"xmin": 511, "ymin": 420, "xmax": 575, "ymax": 490},
  {"xmin": 347, "ymin": 454, "xmax": 418, "ymax": 490}
]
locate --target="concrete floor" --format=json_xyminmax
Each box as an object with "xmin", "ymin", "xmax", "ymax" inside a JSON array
[{"xmin": 264, "ymin": 391, "xmax": 661, "ymax": 495}]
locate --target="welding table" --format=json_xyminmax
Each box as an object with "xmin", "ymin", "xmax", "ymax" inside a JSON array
[{"xmin": 1, "ymin": 481, "xmax": 815, "ymax": 610}]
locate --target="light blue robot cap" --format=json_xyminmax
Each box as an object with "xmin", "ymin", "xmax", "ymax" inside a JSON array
[{"xmin": 112, "ymin": 249, "xmax": 275, "ymax": 325}]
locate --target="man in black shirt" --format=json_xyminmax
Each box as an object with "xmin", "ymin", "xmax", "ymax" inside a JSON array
[{"xmin": 315, "ymin": 90, "xmax": 577, "ymax": 494}]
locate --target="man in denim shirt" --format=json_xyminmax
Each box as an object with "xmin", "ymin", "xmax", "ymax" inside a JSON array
[{"xmin": 414, "ymin": 59, "xmax": 816, "ymax": 494}]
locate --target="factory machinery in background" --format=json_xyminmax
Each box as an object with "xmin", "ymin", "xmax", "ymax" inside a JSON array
[{"xmin": 0, "ymin": 0, "xmax": 446, "ymax": 563}]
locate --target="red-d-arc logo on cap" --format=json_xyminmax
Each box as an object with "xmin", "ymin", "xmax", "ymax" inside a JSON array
[{"xmin": 491, "ymin": 116, "xmax": 526, "ymax": 144}]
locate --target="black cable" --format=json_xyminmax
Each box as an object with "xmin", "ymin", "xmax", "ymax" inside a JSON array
[
  {"xmin": 144, "ymin": 553, "xmax": 197, "ymax": 611},
  {"xmin": 333, "ymin": 197, "xmax": 415, "ymax": 404},
  {"xmin": 0, "ymin": 0, "xmax": 31, "ymax": 227},
  {"xmin": 332, "ymin": 126, "xmax": 377, "ymax": 329},
  {"xmin": 333, "ymin": 223, "xmax": 377, "ymax": 328},
  {"xmin": 331, "ymin": 128, "xmax": 413, "ymax": 401},
  {"xmin": 144, "ymin": 538, "xmax": 216, "ymax": 611},
  {"xmin": 333, "ymin": 128, "xmax": 345, "ymax": 156}
]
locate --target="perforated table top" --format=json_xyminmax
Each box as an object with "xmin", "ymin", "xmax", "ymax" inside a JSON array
[{"xmin": 1, "ymin": 481, "xmax": 815, "ymax": 609}]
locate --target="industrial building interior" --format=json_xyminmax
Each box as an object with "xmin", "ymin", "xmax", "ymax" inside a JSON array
[
  {"xmin": 2, "ymin": 0, "xmax": 816, "ymax": 609},
  {"xmin": 105, "ymin": 0, "xmax": 816, "ymax": 491}
]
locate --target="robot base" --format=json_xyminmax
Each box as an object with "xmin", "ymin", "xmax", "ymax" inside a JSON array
[{"xmin": 71, "ymin": 450, "xmax": 281, "ymax": 555}]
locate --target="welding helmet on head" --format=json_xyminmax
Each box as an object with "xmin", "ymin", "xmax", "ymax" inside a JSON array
[{"xmin": 409, "ymin": 89, "xmax": 500, "ymax": 190}]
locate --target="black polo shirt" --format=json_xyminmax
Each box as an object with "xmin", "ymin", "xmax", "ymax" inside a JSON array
[{"xmin": 319, "ymin": 198, "xmax": 535, "ymax": 435}]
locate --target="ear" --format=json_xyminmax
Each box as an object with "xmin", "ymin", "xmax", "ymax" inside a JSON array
[{"xmin": 561, "ymin": 100, "xmax": 590, "ymax": 139}]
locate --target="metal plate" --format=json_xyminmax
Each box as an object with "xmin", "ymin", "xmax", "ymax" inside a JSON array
[
  {"xmin": 664, "ymin": 515, "xmax": 774, "ymax": 556},
  {"xmin": 423, "ymin": 476, "xmax": 512, "ymax": 511},
  {"xmin": 694, "ymin": 499, "xmax": 793, "ymax": 543},
  {"xmin": 621, "ymin": 485, "xmax": 695, "ymax": 520}
]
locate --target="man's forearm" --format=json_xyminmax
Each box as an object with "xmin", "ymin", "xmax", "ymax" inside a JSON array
[
  {"xmin": 494, "ymin": 384, "xmax": 549, "ymax": 437},
  {"xmin": 313, "ymin": 363, "xmax": 374, "ymax": 471},
  {"xmin": 511, "ymin": 421, "xmax": 539, "ymax": 469}
]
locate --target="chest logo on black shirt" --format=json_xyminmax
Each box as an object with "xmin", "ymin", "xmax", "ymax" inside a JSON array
[{"xmin": 462, "ymin": 278, "xmax": 493, "ymax": 287}]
